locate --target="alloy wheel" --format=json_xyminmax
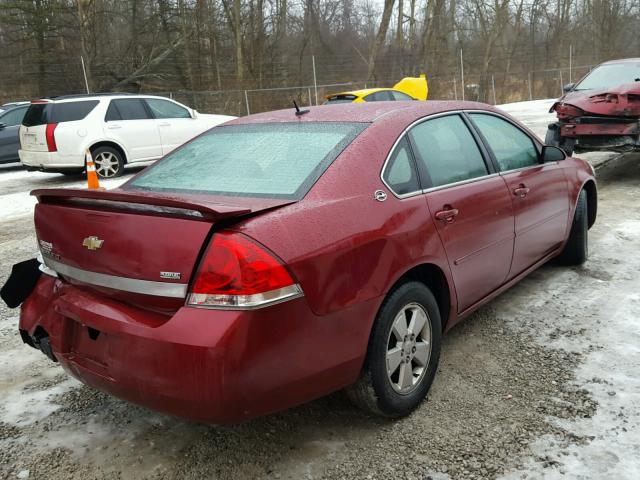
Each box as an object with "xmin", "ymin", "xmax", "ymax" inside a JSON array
[
  {"xmin": 386, "ymin": 302, "xmax": 432, "ymax": 394},
  {"xmin": 94, "ymin": 151, "xmax": 120, "ymax": 178}
]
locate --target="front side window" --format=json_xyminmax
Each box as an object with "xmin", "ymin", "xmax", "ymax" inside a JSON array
[
  {"xmin": 409, "ymin": 115, "xmax": 488, "ymax": 188},
  {"xmin": 145, "ymin": 99, "xmax": 191, "ymax": 119},
  {"xmin": 383, "ymin": 137, "xmax": 420, "ymax": 195},
  {"xmin": 390, "ymin": 91, "xmax": 414, "ymax": 101},
  {"xmin": 469, "ymin": 113, "xmax": 539, "ymax": 171},
  {"xmin": 126, "ymin": 122, "xmax": 367, "ymax": 199}
]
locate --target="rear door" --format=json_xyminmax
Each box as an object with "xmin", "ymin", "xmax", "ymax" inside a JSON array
[
  {"xmin": 103, "ymin": 99, "xmax": 162, "ymax": 161},
  {"xmin": 363, "ymin": 91, "xmax": 393, "ymax": 102},
  {"xmin": 144, "ymin": 98, "xmax": 201, "ymax": 155},
  {"xmin": 408, "ymin": 114, "xmax": 515, "ymax": 312},
  {"xmin": 467, "ymin": 113, "xmax": 569, "ymax": 278}
]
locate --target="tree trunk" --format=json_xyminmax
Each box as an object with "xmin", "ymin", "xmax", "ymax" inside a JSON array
[
  {"xmin": 77, "ymin": 0, "xmax": 93, "ymax": 91},
  {"xmin": 367, "ymin": 0, "xmax": 396, "ymax": 81}
]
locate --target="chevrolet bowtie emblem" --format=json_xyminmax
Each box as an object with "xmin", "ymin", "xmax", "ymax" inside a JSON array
[{"xmin": 82, "ymin": 236, "xmax": 104, "ymax": 250}]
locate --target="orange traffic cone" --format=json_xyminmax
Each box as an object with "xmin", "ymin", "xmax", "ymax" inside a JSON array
[{"xmin": 85, "ymin": 149, "xmax": 101, "ymax": 190}]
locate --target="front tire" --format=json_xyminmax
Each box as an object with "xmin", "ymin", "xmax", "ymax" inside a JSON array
[
  {"xmin": 545, "ymin": 122, "xmax": 575, "ymax": 156},
  {"xmin": 92, "ymin": 146, "xmax": 125, "ymax": 178},
  {"xmin": 346, "ymin": 281, "xmax": 442, "ymax": 417},
  {"xmin": 558, "ymin": 189, "xmax": 588, "ymax": 265}
]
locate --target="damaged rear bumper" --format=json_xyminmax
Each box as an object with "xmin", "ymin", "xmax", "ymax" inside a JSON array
[{"xmin": 17, "ymin": 274, "xmax": 376, "ymax": 424}]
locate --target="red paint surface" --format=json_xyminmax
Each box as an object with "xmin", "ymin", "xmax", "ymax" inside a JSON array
[{"xmin": 20, "ymin": 101, "xmax": 596, "ymax": 423}]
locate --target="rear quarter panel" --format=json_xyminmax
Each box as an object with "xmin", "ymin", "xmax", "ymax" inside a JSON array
[
  {"xmin": 234, "ymin": 118, "xmax": 456, "ymax": 321},
  {"xmin": 562, "ymin": 156, "xmax": 598, "ymax": 226}
]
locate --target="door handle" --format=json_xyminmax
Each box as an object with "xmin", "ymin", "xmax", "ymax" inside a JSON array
[
  {"xmin": 107, "ymin": 124, "xmax": 121, "ymax": 129},
  {"xmin": 158, "ymin": 122, "xmax": 171, "ymax": 127},
  {"xmin": 513, "ymin": 184, "xmax": 530, "ymax": 198},
  {"xmin": 435, "ymin": 206, "xmax": 459, "ymax": 223}
]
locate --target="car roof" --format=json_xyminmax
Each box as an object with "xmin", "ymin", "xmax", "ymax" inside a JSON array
[
  {"xmin": 226, "ymin": 100, "xmax": 494, "ymax": 126},
  {"xmin": 30, "ymin": 93, "xmax": 174, "ymax": 103},
  {"xmin": 1, "ymin": 101, "xmax": 29, "ymax": 107},
  {"xmin": 600, "ymin": 57, "xmax": 640, "ymax": 65}
]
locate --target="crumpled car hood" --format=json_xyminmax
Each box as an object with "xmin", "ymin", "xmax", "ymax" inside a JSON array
[{"xmin": 551, "ymin": 82, "xmax": 640, "ymax": 117}]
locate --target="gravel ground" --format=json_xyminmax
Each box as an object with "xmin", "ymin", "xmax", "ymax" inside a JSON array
[{"xmin": 1, "ymin": 114, "xmax": 639, "ymax": 478}]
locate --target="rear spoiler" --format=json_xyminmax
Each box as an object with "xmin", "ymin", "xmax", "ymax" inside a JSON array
[{"xmin": 31, "ymin": 188, "xmax": 254, "ymax": 221}]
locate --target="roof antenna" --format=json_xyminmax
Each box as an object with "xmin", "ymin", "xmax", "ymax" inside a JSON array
[{"xmin": 293, "ymin": 100, "xmax": 310, "ymax": 116}]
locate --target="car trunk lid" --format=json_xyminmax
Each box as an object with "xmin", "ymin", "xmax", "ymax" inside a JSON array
[{"xmin": 32, "ymin": 188, "xmax": 293, "ymax": 312}]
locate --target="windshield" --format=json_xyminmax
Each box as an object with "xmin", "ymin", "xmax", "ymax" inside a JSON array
[
  {"xmin": 126, "ymin": 122, "xmax": 367, "ymax": 199},
  {"xmin": 575, "ymin": 62, "xmax": 640, "ymax": 91}
]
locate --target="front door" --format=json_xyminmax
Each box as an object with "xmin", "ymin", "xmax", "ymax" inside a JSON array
[
  {"xmin": 408, "ymin": 114, "xmax": 515, "ymax": 312},
  {"xmin": 144, "ymin": 98, "xmax": 200, "ymax": 155},
  {"xmin": 467, "ymin": 113, "xmax": 570, "ymax": 278}
]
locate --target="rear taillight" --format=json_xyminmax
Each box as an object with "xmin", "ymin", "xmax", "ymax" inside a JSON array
[
  {"xmin": 187, "ymin": 232, "xmax": 303, "ymax": 309},
  {"xmin": 45, "ymin": 123, "xmax": 58, "ymax": 152}
]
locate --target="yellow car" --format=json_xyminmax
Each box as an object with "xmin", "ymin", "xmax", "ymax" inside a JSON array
[{"xmin": 325, "ymin": 74, "xmax": 428, "ymax": 104}]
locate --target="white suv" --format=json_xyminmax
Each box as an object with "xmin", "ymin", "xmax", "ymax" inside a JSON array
[{"xmin": 19, "ymin": 93, "xmax": 235, "ymax": 178}]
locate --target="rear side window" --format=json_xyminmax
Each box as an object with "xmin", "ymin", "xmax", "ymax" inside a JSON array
[
  {"xmin": 107, "ymin": 99, "xmax": 150, "ymax": 121},
  {"xmin": 22, "ymin": 101, "xmax": 98, "ymax": 126},
  {"xmin": 469, "ymin": 113, "xmax": 539, "ymax": 171},
  {"xmin": 105, "ymin": 101, "xmax": 121, "ymax": 121},
  {"xmin": 145, "ymin": 99, "xmax": 191, "ymax": 119},
  {"xmin": 383, "ymin": 138, "xmax": 420, "ymax": 195},
  {"xmin": 364, "ymin": 91, "xmax": 392, "ymax": 102},
  {"xmin": 409, "ymin": 115, "xmax": 488, "ymax": 188},
  {"xmin": 22, "ymin": 104, "xmax": 48, "ymax": 126},
  {"xmin": 0, "ymin": 106, "xmax": 27, "ymax": 126},
  {"xmin": 126, "ymin": 122, "xmax": 367, "ymax": 199}
]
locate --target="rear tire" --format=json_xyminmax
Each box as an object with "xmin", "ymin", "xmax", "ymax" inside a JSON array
[
  {"xmin": 558, "ymin": 189, "xmax": 588, "ymax": 265},
  {"xmin": 92, "ymin": 146, "xmax": 125, "ymax": 178},
  {"xmin": 346, "ymin": 281, "xmax": 442, "ymax": 417}
]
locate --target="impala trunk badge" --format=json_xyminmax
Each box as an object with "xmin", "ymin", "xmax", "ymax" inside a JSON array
[{"xmin": 82, "ymin": 236, "xmax": 104, "ymax": 250}]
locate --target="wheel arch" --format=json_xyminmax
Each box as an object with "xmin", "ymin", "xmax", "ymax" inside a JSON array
[
  {"xmin": 391, "ymin": 263, "xmax": 453, "ymax": 332},
  {"xmin": 89, "ymin": 140, "xmax": 129, "ymax": 164},
  {"xmin": 582, "ymin": 179, "xmax": 597, "ymax": 229}
]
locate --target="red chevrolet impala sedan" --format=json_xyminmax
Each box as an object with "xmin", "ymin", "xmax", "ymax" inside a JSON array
[{"xmin": 10, "ymin": 101, "xmax": 597, "ymax": 423}]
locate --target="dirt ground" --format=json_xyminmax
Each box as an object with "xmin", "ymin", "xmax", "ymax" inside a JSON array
[{"xmin": 1, "ymin": 120, "xmax": 639, "ymax": 478}]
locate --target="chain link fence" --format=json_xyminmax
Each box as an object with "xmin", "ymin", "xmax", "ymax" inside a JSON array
[{"xmin": 142, "ymin": 63, "xmax": 595, "ymax": 117}]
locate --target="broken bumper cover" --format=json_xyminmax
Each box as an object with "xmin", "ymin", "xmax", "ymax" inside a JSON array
[
  {"xmin": 559, "ymin": 117, "xmax": 640, "ymax": 152},
  {"xmin": 18, "ymin": 275, "xmax": 376, "ymax": 424}
]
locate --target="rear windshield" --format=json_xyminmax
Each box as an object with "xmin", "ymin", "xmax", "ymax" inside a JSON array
[
  {"xmin": 22, "ymin": 100, "xmax": 99, "ymax": 126},
  {"xmin": 126, "ymin": 122, "xmax": 367, "ymax": 199}
]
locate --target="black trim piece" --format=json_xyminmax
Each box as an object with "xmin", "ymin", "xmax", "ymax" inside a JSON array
[{"xmin": 1, "ymin": 258, "xmax": 42, "ymax": 308}]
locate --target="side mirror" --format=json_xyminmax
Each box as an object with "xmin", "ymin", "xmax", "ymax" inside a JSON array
[
  {"xmin": 0, "ymin": 123, "xmax": 5, "ymax": 131},
  {"xmin": 542, "ymin": 145, "xmax": 566, "ymax": 163},
  {"xmin": 190, "ymin": 109, "xmax": 198, "ymax": 119},
  {"xmin": 563, "ymin": 83, "xmax": 575, "ymax": 93}
]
